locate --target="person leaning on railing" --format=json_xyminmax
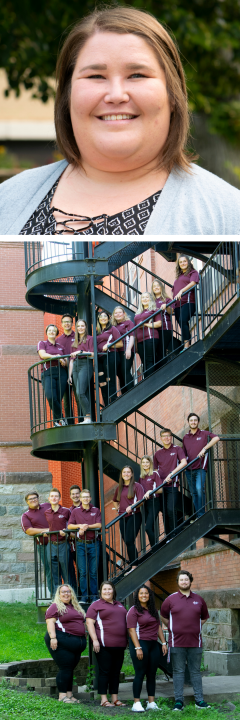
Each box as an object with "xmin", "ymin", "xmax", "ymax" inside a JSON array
[
  {"xmin": 86, "ymin": 581, "xmax": 127, "ymax": 708},
  {"xmin": 183, "ymin": 413, "xmax": 220, "ymax": 519},
  {"xmin": 134, "ymin": 292, "xmax": 162, "ymax": 378},
  {"xmin": 127, "ymin": 584, "xmax": 167, "ymax": 713},
  {"xmin": 139, "ymin": 455, "xmax": 162, "ymax": 548},
  {"xmin": 44, "ymin": 488, "xmax": 73, "ymax": 594},
  {"xmin": 112, "ymin": 465, "xmax": 144, "ymax": 570},
  {"xmin": 111, "ymin": 306, "xmax": 135, "ymax": 394},
  {"xmin": 96, "ymin": 311, "xmax": 123, "ymax": 405},
  {"xmin": 152, "ymin": 429, "xmax": 187, "ymax": 540},
  {"xmin": 45, "ymin": 583, "xmax": 86, "ymax": 704},
  {"xmin": 68, "ymin": 488, "xmax": 102, "ymax": 603},
  {"xmin": 68, "ymin": 318, "xmax": 94, "ymax": 424},
  {"xmin": 172, "ymin": 255, "xmax": 199, "ymax": 351},
  {"xmin": 151, "ymin": 279, "xmax": 175, "ymax": 360},
  {"xmin": 2, "ymin": 7, "xmax": 239, "ymax": 236},
  {"xmin": 37, "ymin": 324, "xmax": 68, "ymax": 427},
  {"xmin": 21, "ymin": 490, "xmax": 52, "ymax": 593}
]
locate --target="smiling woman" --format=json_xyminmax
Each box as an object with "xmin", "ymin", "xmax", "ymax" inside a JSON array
[{"xmin": 0, "ymin": 6, "xmax": 239, "ymax": 234}]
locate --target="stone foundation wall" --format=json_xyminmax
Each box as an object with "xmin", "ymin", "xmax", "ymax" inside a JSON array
[
  {"xmin": 0, "ymin": 472, "xmax": 52, "ymax": 601},
  {"xmin": 202, "ymin": 608, "xmax": 240, "ymax": 652}
]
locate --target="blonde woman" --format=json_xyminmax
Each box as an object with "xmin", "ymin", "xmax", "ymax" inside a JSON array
[
  {"xmin": 111, "ymin": 306, "xmax": 135, "ymax": 393},
  {"xmin": 96, "ymin": 311, "xmax": 123, "ymax": 405},
  {"xmin": 151, "ymin": 279, "xmax": 174, "ymax": 360},
  {"xmin": 69, "ymin": 318, "xmax": 94, "ymax": 423},
  {"xmin": 134, "ymin": 292, "xmax": 162, "ymax": 378},
  {"xmin": 139, "ymin": 456, "xmax": 162, "ymax": 548},
  {"xmin": 45, "ymin": 584, "xmax": 86, "ymax": 703}
]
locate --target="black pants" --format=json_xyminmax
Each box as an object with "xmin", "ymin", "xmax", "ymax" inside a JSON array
[
  {"xmin": 63, "ymin": 377, "xmax": 74, "ymax": 424},
  {"xmin": 96, "ymin": 646, "xmax": 125, "ymax": 695},
  {"xmin": 117, "ymin": 352, "xmax": 134, "ymax": 393},
  {"xmin": 72, "ymin": 358, "xmax": 93, "ymax": 418},
  {"xmin": 120, "ymin": 512, "xmax": 142, "ymax": 564},
  {"xmin": 45, "ymin": 630, "xmax": 86, "ymax": 693},
  {"xmin": 98, "ymin": 352, "xmax": 119, "ymax": 405},
  {"xmin": 138, "ymin": 340, "xmax": 158, "ymax": 378},
  {"xmin": 41, "ymin": 366, "xmax": 68, "ymax": 421},
  {"xmin": 158, "ymin": 329, "xmax": 174, "ymax": 358},
  {"xmin": 145, "ymin": 496, "xmax": 161, "ymax": 548},
  {"xmin": 162, "ymin": 486, "xmax": 179, "ymax": 536},
  {"xmin": 129, "ymin": 638, "xmax": 160, "ymax": 698},
  {"xmin": 174, "ymin": 303, "xmax": 195, "ymax": 343}
]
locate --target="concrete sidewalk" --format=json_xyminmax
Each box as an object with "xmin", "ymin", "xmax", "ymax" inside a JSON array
[{"xmin": 116, "ymin": 676, "xmax": 240, "ymax": 705}]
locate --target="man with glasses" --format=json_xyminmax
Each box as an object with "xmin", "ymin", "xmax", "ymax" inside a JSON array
[
  {"xmin": 21, "ymin": 491, "xmax": 51, "ymax": 593},
  {"xmin": 58, "ymin": 314, "xmax": 75, "ymax": 424},
  {"xmin": 68, "ymin": 490, "xmax": 102, "ymax": 603},
  {"xmin": 153, "ymin": 429, "xmax": 187, "ymax": 540}
]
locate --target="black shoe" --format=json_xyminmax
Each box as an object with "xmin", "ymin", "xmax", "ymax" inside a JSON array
[
  {"xmin": 195, "ymin": 701, "xmax": 211, "ymax": 709},
  {"xmin": 173, "ymin": 701, "xmax": 183, "ymax": 711}
]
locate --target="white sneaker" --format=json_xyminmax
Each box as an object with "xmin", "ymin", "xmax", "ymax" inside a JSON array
[
  {"xmin": 132, "ymin": 702, "xmax": 145, "ymax": 712},
  {"xmin": 146, "ymin": 702, "xmax": 159, "ymax": 710},
  {"xmin": 82, "ymin": 417, "xmax": 91, "ymax": 423}
]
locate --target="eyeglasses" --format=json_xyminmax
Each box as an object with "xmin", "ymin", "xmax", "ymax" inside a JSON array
[{"xmin": 60, "ymin": 590, "xmax": 71, "ymax": 595}]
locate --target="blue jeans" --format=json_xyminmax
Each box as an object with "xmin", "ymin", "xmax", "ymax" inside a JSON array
[
  {"xmin": 47, "ymin": 541, "xmax": 70, "ymax": 594},
  {"xmin": 171, "ymin": 647, "xmax": 203, "ymax": 704},
  {"xmin": 38, "ymin": 542, "xmax": 51, "ymax": 594},
  {"xmin": 76, "ymin": 540, "xmax": 100, "ymax": 601},
  {"xmin": 186, "ymin": 469, "xmax": 206, "ymax": 517}
]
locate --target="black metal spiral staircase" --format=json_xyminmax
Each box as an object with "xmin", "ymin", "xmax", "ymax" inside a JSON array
[{"xmin": 25, "ymin": 239, "xmax": 240, "ymax": 603}]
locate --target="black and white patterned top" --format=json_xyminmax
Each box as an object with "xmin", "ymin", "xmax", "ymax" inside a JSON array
[{"xmin": 20, "ymin": 180, "xmax": 161, "ymax": 235}]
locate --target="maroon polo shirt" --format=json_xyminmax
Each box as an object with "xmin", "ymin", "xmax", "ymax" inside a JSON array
[
  {"xmin": 58, "ymin": 330, "xmax": 75, "ymax": 356},
  {"xmin": 37, "ymin": 340, "xmax": 64, "ymax": 372},
  {"xmin": 115, "ymin": 319, "xmax": 135, "ymax": 352},
  {"xmin": 155, "ymin": 297, "xmax": 173, "ymax": 331},
  {"xmin": 69, "ymin": 504, "xmax": 81, "ymax": 513},
  {"xmin": 45, "ymin": 602, "xmax": 85, "ymax": 636},
  {"xmin": 86, "ymin": 599, "xmax": 127, "ymax": 647},
  {"xmin": 113, "ymin": 482, "xmax": 144, "ymax": 516},
  {"xmin": 161, "ymin": 590, "xmax": 209, "ymax": 647},
  {"xmin": 139, "ymin": 470, "xmax": 161, "ymax": 494},
  {"xmin": 153, "ymin": 444, "xmax": 186, "ymax": 487},
  {"xmin": 68, "ymin": 503, "xmax": 101, "ymax": 540},
  {"xmin": 183, "ymin": 428, "xmax": 217, "ymax": 471},
  {"xmin": 71, "ymin": 336, "xmax": 94, "ymax": 355},
  {"xmin": 44, "ymin": 505, "xmax": 71, "ymax": 542},
  {"xmin": 172, "ymin": 269, "xmax": 199, "ymax": 307},
  {"xmin": 134, "ymin": 310, "xmax": 161, "ymax": 343},
  {"xmin": 97, "ymin": 326, "xmax": 121, "ymax": 354},
  {"xmin": 21, "ymin": 502, "xmax": 51, "ymax": 545},
  {"xmin": 127, "ymin": 606, "xmax": 160, "ymax": 641}
]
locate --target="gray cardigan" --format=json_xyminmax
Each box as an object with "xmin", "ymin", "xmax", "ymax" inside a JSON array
[{"xmin": 0, "ymin": 160, "xmax": 239, "ymax": 235}]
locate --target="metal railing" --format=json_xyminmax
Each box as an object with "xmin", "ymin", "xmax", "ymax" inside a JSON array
[
  {"xmin": 107, "ymin": 410, "xmax": 182, "ymax": 466},
  {"xmin": 24, "ymin": 240, "xmax": 85, "ymax": 277},
  {"xmin": 105, "ymin": 439, "xmax": 240, "ymax": 578},
  {"xmin": 34, "ymin": 528, "xmax": 101, "ymax": 605}
]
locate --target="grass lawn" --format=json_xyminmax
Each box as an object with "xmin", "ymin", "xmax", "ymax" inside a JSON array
[
  {"xmin": 0, "ymin": 603, "xmax": 88, "ymax": 663},
  {"xmin": 0, "ymin": 686, "xmax": 239, "ymax": 720}
]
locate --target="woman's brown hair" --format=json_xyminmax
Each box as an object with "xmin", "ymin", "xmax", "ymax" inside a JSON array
[
  {"xmin": 55, "ymin": 6, "xmax": 195, "ymax": 173},
  {"xmin": 151, "ymin": 280, "xmax": 167, "ymax": 301},
  {"xmin": 117, "ymin": 465, "xmax": 135, "ymax": 502},
  {"xmin": 99, "ymin": 580, "xmax": 117, "ymax": 600},
  {"xmin": 72, "ymin": 318, "xmax": 88, "ymax": 348},
  {"xmin": 96, "ymin": 312, "xmax": 111, "ymax": 335},
  {"xmin": 176, "ymin": 255, "xmax": 194, "ymax": 278}
]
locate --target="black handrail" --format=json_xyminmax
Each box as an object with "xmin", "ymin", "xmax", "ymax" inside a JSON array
[
  {"xmin": 105, "ymin": 455, "xmax": 200, "ymax": 530},
  {"xmin": 106, "ymin": 289, "xmax": 192, "ymax": 351}
]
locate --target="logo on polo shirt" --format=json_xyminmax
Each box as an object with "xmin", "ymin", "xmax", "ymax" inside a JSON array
[
  {"xmin": 59, "ymin": 515, "xmax": 65, "ymax": 518},
  {"xmin": 170, "ymin": 453, "xmax": 176, "ymax": 456},
  {"xmin": 196, "ymin": 438, "xmax": 201, "ymax": 441},
  {"xmin": 90, "ymin": 513, "xmax": 96, "ymax": 516},
  {"xmin": 193, "ymin": 601, "xmax": 199, "ymax": 604}
]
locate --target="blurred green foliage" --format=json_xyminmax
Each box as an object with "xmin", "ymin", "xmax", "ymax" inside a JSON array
[{"xmin": 0, "ymin": 0, "xmax": 240, "ymax": 143}]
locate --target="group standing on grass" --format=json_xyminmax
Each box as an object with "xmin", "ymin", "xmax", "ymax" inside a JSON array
[
  {"xmin": 44, "ymin": 573, "xmax": 210, "ymax": 712},
  {"xmin": 37, "ymin": 253, "xmax": 202, "ymax": 421}
]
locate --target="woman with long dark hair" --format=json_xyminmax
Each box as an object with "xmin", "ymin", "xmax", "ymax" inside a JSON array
[
  {"xmin": 151, "ymin": 279, "xmax": 174, "ymax": 360},
  {"xmin": 96, "ymin": 311, "xmax": 123, "ymax": 405},
  {"xmin": 45, "ymin": 583, "xmax": 86, "ymax": 703},
  {"xmin": 86, "ymin": 581, "xmax": 127, "ymax": 707},
  {"xmin": 111, "ymin": 306, "xmax": 135, "ymax": 393},
  {"xmin": 112, "ymin": 466, "xmax": 144, "ymax": 568},
  {"xmin": 134, "ymin": 292, "xmax": 161, "ymax": 378},
  {"xmin": 172, "ymin": 255, "xmax": 199, "ymax": 351},
  {"xmin": 139, "ymin": 456, "xmax": 162, "ymax": 548},
  {"xmin": 127, "ymin": 584, "xmax": 167, "ymax": 712},
  {"xmin": 68, "ymin": 318, "xmax": 94, "ymax": 423}
]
